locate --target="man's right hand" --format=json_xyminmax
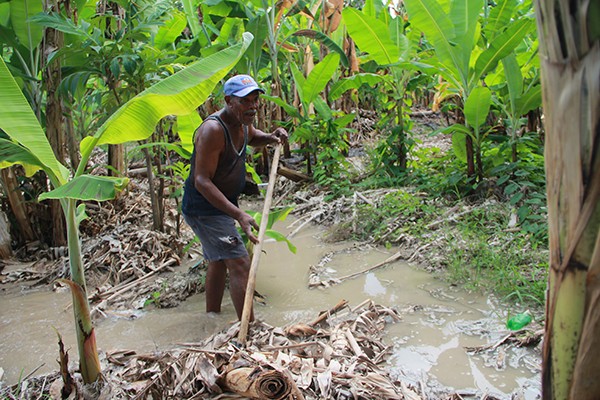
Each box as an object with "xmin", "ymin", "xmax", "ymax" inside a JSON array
[{"xmin": 238, "ymin": 212, "xmax": 259, "ymax": 244}]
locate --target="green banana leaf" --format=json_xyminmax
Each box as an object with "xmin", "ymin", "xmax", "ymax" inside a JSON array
[
  {"xmin": 465, "ymin": 86, "xmax": 492, "ymax": 129},
  {"xmin": 450, "ymin": 0, "xmax": 482, "ymax": 76},
  {"xmin": 0, "ymin": 3, "xmax": 9, "ymax": 27},
  {"xmin": 446, "ymin": 124, "xmax": 471, "ymax": 162},
  {"xmin": 28, "ymin": 12, "xmax": 93, "ymax": 39},
  {"xmin": 502, "ymin": 53, "xmax": 523, "ymax": 118},
  {"xmin": 403, "ymin": 0, "xmax": 460, "ymax": 77},
  {"xmin": 176, "ymin": 112, "xmax": 203, "ymax": 155},
  {"xmin": 303, "ymin": 53, "xmax": 340, "ymax": 105},
  {"xmin": 328, "ymin": 73, "xmax": 390, "ymax": 101},
  {"xmin": 80, "ymin": 32, "xmax": 254, "ymax": 159},
  {"xmin": 516, "ymin": 85, "xmax": 542, "ymax": 116},
  {"xmin": 486, "ymin": 0, "xmax": 518, "ymax": 41},
  {"xmin": 290, "ymin": 62, "xmax": 307, "ymax": 112},
  {"xmin": 244, "ymin": 207, "xmax": 297, "ymax": 254},
  {"xmin": 0, "ymin": 58, "xmax": 69, "ymax": 184},
  {"xmin": 290, "ymin": 29, "xmax": 349, "ymax": 68},
  {"xmin": 0, "ymin": 138, "xmax": 44, "ymax": 171},
  {"xmin": 39, "ymin": 175, "xmax": 129, "ymax": 202},
  {"xmin": 261, "ymin": 94, "xmax": 301, "ymax": 119},
  {"xmin": 181, "ymin": 0, "xmax": 203, "ymax": 41},
  {"xmin": 473, "ymin": 18, "xmax": 533, "ymax": 80},
  {"xmin": 313, "ymin": 96, "xmax": 333, "ymax": 121},
  {"xmin": 265, "ymin": 229, "xmax": 297, "ymax": 254},
  {"xmin": 342, "ymin": 8, "xmax": 400, "ymax": 66},
  {"xmin": 10, "ymin": 0, "xmax": 43, "ymax": 49},
  {"xmin": 245, "ymin": 14, "xmax": 269, "ymax": 69},
  {"xmin": 154, "ymin": 10, "xmax": 187, "ymax": 49}
]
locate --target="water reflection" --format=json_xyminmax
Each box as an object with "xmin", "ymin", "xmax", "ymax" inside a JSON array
[{"xmin": 363, "ymin": 272, "xmax": 387, "ymax": 296}]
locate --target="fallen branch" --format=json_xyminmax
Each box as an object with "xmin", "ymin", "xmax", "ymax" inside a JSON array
[
  {"xmin": 96, "ymin": 262, "xmax": 171, "ymax": 302},
  {"xmin": 329, "ymin": 251, "xmax": 404, "ymax": 286},
  {"xmin": 288, "ymin": 210, "xmax": 323, "ymax": 238},
  {"xmin": 308, "ymin": 299, "xmax": 349, "ymax": 327}
]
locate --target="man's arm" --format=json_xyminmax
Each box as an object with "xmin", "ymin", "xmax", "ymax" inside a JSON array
[
  {"xmin": 193, "ymin": 121, "xmax": 260, "ymax": 243},
  {"xmin": 247, "ymin": 125, "xmax": 288, "ymax": 147}
]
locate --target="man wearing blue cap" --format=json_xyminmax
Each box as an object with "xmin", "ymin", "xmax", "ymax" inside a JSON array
[{"xmin": 182, "ymin": 74, "xmax": 288, "ymax": 321}]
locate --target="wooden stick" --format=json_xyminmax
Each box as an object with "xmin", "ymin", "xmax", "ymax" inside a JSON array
[
  {"xmin": 334, "ymin": 251, "xmax": 403, "ymax": 283},
  {"xmin": 238, "ymin": 144, "xmax": 282, "ymax": 344},
  {"xmin": 308, "ymin": 299, "xmax": 349, "ymax": 327}
]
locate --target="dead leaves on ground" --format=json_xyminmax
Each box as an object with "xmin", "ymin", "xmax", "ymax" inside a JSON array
[{"xmin": 92, "ymin": 299, "xmax": 420, "ymax": 400}]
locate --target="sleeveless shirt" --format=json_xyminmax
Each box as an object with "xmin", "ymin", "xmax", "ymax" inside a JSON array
[{"xmin": 182, "ymin": 114, "xmax": 248, "ymax": 216}]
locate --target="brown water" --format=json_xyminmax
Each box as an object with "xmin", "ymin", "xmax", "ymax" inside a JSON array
[{"xmin": 0, "ymin": 224, "xmax": 541, "ymax": 398}]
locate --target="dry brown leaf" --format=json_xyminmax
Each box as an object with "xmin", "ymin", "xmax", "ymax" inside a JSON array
[{"xmin": 285, "ymin": 323, "xmax": 318, "ymax": 337}]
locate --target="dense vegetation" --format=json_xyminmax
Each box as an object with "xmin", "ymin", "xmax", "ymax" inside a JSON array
[{"xmin": 0, "ymin": 0, "xmax": 549, "ymax": 385}]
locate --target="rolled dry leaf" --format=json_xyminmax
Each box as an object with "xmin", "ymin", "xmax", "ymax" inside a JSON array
[
  {"xmin": 221, "ymin": 366, "xmax": 292, "ymax": 399},
  {"xmin": 285, "ymin": 323, "xmax": 318, "ymax": 338}
]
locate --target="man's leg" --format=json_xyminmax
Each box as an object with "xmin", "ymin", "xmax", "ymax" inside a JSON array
[
  {"xmin": 205, "ymin": 260, "xmax": 227, "ymax": 313},
  {"xmin": 223, "ymin": 256, "xmax": 253, "ymax": 321}
]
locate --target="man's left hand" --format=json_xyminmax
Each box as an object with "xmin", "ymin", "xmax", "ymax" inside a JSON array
[{"xmin": 271, "ymin": 127, "xmax": 289, "ymax": 144}]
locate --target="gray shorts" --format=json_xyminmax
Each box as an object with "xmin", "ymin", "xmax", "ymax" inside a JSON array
[{"xmin": 183, "ymin": 213, "xmax": 248, "ymax": 262}]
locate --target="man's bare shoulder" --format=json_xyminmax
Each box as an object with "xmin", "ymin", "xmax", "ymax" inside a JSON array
[{"xmin": 196, "ymin": 118, "xmax": 225, "ymax": 143}]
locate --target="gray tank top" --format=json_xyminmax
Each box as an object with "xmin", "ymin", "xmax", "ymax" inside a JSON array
[{"xmin": 182, "ymin": 114, "xmax": 248, "ymax": 216}]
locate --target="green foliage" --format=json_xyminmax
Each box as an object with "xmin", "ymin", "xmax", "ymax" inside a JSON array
[
  {"xmin": 0, "ymin": 34, "xmax": 253, "ymax": 383},
  {"xmin": 490, "ymin": 145, "xmax": 547, "ymax": 244},
  {"xmin": 239, "ymin": 206, "xmax": 297, "ymax": 254},
  {"xmin": 144, "ymin": 290, "xmax": 162, "ymax": 308},
  {"xmin": 403, "ymin": 0, "xmax": 537, "ymax": 180},
  {"xmin": 354, "ymin": 190, "xmax": 438, "ymax": 243},
  {"xmin": 444, "ymin": 205, "xmax": 547, "ymax": 305}
]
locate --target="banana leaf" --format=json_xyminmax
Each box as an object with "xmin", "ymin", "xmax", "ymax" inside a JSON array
[{"xmin": 342, "ymin": 8, "xmax": 400, "ymax": 66}]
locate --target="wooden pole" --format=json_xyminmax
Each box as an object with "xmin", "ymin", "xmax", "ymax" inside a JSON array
[{"xmin": 238, "ymin": 144, "xmax": 282, "ymax": 344}]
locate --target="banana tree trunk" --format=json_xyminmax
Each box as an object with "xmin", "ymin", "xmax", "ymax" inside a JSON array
[
  {"xmin": 64, "ymin": 199, "xmax": 101, "ymax": 383},
  {"xmin": 43, "ymin": 1, "xmax": 67, "ymax": 247},
  {"xmin": 534, "ymin": 1, "xmax": 600, "ymax": 399}
]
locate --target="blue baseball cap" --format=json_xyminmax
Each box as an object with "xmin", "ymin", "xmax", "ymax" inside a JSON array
[{"xmin": 223, "ymin": 74, "xmax": 265, "ymax": 97}]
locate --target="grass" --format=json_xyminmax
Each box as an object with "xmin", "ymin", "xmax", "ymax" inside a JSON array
[{"xmin": 350, "ymin": 186, "xmax": 548, "ymax": 308}]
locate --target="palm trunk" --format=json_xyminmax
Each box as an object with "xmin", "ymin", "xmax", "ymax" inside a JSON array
[{"xmin": 534, "ymin": 0, "xmax": 600, "ymax": 398}]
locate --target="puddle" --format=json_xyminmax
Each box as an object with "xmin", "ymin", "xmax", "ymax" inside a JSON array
[{"xmin": 0, "ymin": 223, "xmax": 541, "ymax": 398}]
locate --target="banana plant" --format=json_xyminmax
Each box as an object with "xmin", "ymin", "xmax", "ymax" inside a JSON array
[
  {"xmin": 445, "ymin": 87, "xmax": 494, "ymax": 181},
  {"xmin": 341, "ymin": 4, "xmax": 414, "ymax": 174},
  {"xmin": 403, "ymin": 0, "xmax": 535, "ymax": 178},
  {"xmin": 264, "ymin": 52, "xmax": 350, "ymax": 177},
  {"xmin": 240, "ymin": 206, "xmax": 297, "ymax": 259},
  {"xmin": 0, "ymin": 33, "xmax": 253, "ymax": 383},
  {"xmin": 496, "ymin": 53, "xmax": 542, "ymax": 162}
]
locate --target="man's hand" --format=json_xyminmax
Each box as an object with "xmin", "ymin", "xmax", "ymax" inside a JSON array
[
  {"xmin": 271, "ymin": 127, "xmax": 289, "ymax": 144},
  {"xmin": 238, "ymin": 212, "xmax": 259, "ymax": 244}
]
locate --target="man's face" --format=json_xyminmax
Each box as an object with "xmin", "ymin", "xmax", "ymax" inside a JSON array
[{"xmin": 227, "ymin": 91, "xmax": 260, "ymax": 125}]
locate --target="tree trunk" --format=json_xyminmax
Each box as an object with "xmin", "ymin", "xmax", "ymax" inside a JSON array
[
  {"xmin": 534, "ymin": 0, "xmax": 600, "ymax": 399},
  {"xmin": 42, "ymin": 0, "xmax": 67, "ymax": 247},
  {"xmin": 0, "ymin": 211, "xmax": 13, "ymax": 259},
  {"xmin": 465, "ymin": 135, "xmax": 475, "ymax": 177},
  {"xmin": 0, "ymin": 168, "xmax": 36, "ymax": 243}
]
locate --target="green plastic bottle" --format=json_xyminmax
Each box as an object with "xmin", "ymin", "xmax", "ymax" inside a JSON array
[{"xmin": 506, "ymin": 312, "xmax": 532, "ymax": 330}]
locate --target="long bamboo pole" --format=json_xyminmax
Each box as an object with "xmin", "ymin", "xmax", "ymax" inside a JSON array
[{"xmin": 238, "ymin": 144, "xmax": 282, "ymax": 344}]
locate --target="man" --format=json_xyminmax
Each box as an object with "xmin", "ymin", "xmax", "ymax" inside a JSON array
[{"xmin": 182, "ymin": 74, "xmax": 288, "ymax": 321}]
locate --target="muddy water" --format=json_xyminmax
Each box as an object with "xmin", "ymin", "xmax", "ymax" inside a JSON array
[{"xmin": 0, "ymin": 224, "xmax": 541, "ymax": 398}]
